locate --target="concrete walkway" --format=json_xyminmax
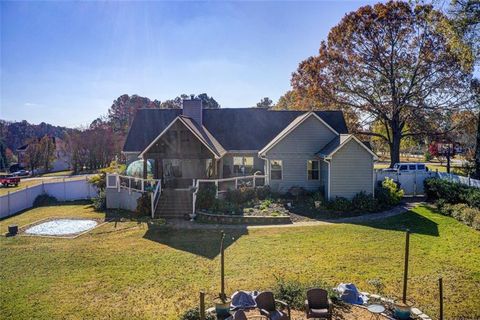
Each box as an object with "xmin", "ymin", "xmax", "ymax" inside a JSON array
[{"xmin": 163, "ymin": 200, "xmax": 423, "ymax": 230}]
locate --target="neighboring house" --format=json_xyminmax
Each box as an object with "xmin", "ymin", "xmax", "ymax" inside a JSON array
[
  {"xmin": 17, "ymin": 137, "xmax": 70, "ymax": 173},
  {"xmin": 123, "ymin": 98, "xmax": 377, "ymax": 200}
]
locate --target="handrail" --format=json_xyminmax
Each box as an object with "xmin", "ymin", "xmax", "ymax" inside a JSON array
[
  {"xmin": 151, "ymin": 180, "xmax": 162, "ymax": 218},
  {"xmin": 191, "ymin": 174, "xmax": 266, "ymax": 214},
  {"xmin": 111, "ymin": 174, "xmax": 161, "ymax": 193}
]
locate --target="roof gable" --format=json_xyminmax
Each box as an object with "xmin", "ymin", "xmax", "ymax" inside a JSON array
[
  {"xmin": 258, "ymin": 112, "xmax": 339, "ymax": 156},
  {"xmin": 138, "ymin": 116, "xmax": 226, "ymax": 159},
  {"xmin": 318, "ymin": 134, "xmax": 378, "ymax": 160}
]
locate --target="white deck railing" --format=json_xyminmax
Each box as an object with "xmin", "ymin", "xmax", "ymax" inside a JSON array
[
  {"xmin": 106, "ymin": 174, "xmax": 161, "ymax": 193},
  {"xmin": 192, "ymin": 173, "xmax": 266, "ymax": 214}
]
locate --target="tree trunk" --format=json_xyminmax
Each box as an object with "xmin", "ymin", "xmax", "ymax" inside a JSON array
[
  {"xmin": 474, "ymin": 109, "xmax": 480, "ymax": 179},
  {"xmin": 389, "ymin": 131, "xmax": 402, "ymax": 168}
]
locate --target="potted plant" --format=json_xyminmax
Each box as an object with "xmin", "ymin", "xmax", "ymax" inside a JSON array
[{"xmin": 214, "ymin": 231, "xmax": 231, "ymax": 317}]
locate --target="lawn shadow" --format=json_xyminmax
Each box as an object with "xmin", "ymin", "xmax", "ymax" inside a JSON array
[
  {"xmin": 344, "ymin": 208, "xmax": 439, "ymax": 237},
  {"xmin": 143, "ymin": 224, "xmax": 249, "ymax": 259}
]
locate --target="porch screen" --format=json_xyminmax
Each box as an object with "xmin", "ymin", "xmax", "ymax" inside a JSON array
[{"xmin": 233, "ymin": 156, "xmax": 254, "ymax": 175}]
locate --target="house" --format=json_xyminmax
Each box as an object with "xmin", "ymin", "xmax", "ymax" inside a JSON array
[
  {"xmin": 17, "ymin": 137, "xmax": 70, "ymax": 173},
  {"xmin": 122, "ymin": 98, "xmax": 377, "ymax": 200}
]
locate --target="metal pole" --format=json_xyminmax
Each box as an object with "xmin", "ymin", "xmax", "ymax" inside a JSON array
[
  {"xmin": 439, "ymin": 277, "xmax": 444, "ymax": 320},
  {"xmin": 220, "ymin": 231, "xmax": 225, "ymax": 300},
  {"xmin": 200, "ymin": 291, "xmax": 206, "ymax": 320},
  {"xmin": 402, "ymin": 229, "xmax": 410, "ymax": 304}
]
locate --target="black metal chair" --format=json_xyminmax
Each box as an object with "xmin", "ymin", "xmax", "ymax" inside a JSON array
[
  {"xmin": 254, "ymin": 291, "xmax": 291, "ymax": 320},
  {"xmin": 305, "ymin": 288, "xmax": 333, "ymax": 319}
]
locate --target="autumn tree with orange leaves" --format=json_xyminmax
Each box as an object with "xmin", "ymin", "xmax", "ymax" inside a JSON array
[{"xmin": 289, "ymin": 1, "xmax": 474, "ymax": 167}]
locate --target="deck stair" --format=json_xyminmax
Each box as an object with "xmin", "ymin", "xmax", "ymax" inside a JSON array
[{"xmin": 155, "ymin": 189, "xmax": 192, "ymax": 218}]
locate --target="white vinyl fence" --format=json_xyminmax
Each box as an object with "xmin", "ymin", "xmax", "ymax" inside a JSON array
[
  {"xmin": 376, "ymin": 170, "xmax": 480, "ymax": 197},
  {"xmin": 0, "ymin": 178, "xmax": 98, "ymax": 219},
  {"xmin": 437, "ymin": 172, "xmax": 480, "ymax": 188},
  {"xmin": 375, "ymin": 170, "xmax": 437, "ymax": 196}
]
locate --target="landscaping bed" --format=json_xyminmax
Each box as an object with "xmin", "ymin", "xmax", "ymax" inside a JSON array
[{"xmin": 195, "ymin": 178, "xmax": 404, "ymax": 223}]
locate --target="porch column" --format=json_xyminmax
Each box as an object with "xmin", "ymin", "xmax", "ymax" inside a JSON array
[
  {"xmin": 218, "ymin": 158, "xmax": 224, "ymax": 179},
  {"xmin": 213, "ymin": 158, "xmax": 218, "ymax": 178},
  {"xmin": 143, "ymin": 155, "xmax": 148, "ymax": 179}
]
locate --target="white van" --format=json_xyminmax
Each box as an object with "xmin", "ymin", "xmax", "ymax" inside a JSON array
[{"xmin": 391, "ymin": 163, "xmax": 428, "ymax": 172}]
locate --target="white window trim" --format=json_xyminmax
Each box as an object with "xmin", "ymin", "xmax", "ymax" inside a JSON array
[
  {"xmin": 270, "ymin": 159, "xmax": 283, "ymax": 180},
  {"xmin": 307, "ymin": 160, "xmax": 320, "ymax": 181}
]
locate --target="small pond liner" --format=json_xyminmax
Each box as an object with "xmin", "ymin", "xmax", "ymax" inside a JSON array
[
  {"xmin": 25, "ymin": 219, "xmax": 97, "ymax": 236},
  {"xmin": 18, "ymin": 217, "xmax": 106, "ymax": 239}
]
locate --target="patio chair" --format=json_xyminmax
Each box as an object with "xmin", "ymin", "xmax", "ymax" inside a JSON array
[
  {"xmin": 231, "ymin": 310, "xmax": 267, "ymax": 320},
  {"xmin": 254, "ymin": 291, "xmax": 291, "ymax": 320},
  {"xmin": 305, "ymin": 288, "xmax": 333, "ymax": 319}
]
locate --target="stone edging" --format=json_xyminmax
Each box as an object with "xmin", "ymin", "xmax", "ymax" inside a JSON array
[
  {"xmin": 196, "ymin": 211, "xmax": 291, "ymax": 225},
  {"xmin": 359, "ymin": 291, "xmax": 432, "ymax": 320}
]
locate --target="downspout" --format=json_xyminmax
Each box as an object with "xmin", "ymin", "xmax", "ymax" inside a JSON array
[
  {"xmin": 259, "ymin": 153, "xmax": 269, "ymax": 186},
  {"xmin": 322, "ymin": 158, "xmax": 331, "ymax": 201}
]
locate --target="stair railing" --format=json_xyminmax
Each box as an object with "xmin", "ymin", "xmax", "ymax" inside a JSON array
[{"xmin": 191, "ymin": 174, "xmax": 266, "ymax": 215}]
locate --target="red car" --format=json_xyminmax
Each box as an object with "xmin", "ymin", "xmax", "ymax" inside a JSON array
[{"xmin": 0, "ymin": 174, "xmax": 20, "ymax": 187}]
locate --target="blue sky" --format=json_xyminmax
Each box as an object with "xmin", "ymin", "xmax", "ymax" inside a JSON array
[{"xmin": 2, "ymin": 1, "xmax": 380, "ymax": 127}]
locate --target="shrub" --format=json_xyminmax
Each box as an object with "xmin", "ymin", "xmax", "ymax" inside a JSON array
[
  {"xmin": 463, "ymin": 189, "xmax": 480, "ymax": 208},
  {"xmin": 424, "ymin": 150, "xmax": 432, "ymax": 162},
  {"xmin": 88, "ymin": 173, "xmax": 106, "ymax": 192},
  {"xmin": 259, "ymin": 199, "xmax": 273, "ymax": 210},
  {"xmin": 136, "ymin": 193, "xmax": 151, "ymax": 216},
  {"xmin": 255, "ymin": 186, "xmax": 272, "ymax": 200},
  {"xmin": 225, "ymin": 187, "xmax": 256, "ymax": 205},
  {"xmin": 375, "ymin": 178, "xmax": 404, "ymax": 207},
  {"xmin": 33, "ymin": 194, "xmax": 58, "ymax": 207},
  {"xmin": 351, "ymin": 191, "xmax": 377, "ymax": 212},
  {"xmin": 424, "ymin": 178, "xmax": 480, "ymax": 209},
  {"xmin": 92, "ymin": 190, "xmax": 106, "ymax": 212},
  {"xmin": 272, "ymin": 277, "xmax": 306, "ymax": 310},
  {"xmin": 327, "ymin": 197, "xmax": 352, "ymax": 212},
  {"xmin": 180, "ymin": 307, "xmax": 215, "ymax": 320},
  {"xmin": 460, "ymin": 207, "xmax": 478, "ymax": 226},
  {"xmin": 472, "ymin": 214, "xmax": 480, "ymax": 231},
  {"xmin": 196, "ymin": 183, "xmax": 217, "ymax": 210},
  {"xmin": 273, "ymin": 276, "xmax": 333, "ymax": 310}
]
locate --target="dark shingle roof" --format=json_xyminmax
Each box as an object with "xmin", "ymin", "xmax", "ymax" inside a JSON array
[{"xmin": 123, "ymin": 108, "xmax": 348, "ymax": 152}]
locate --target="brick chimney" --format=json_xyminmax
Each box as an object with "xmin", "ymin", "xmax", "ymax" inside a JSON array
[{"xmin": 182, "ymin": 96, "xmax": 203, "ymax": 125}]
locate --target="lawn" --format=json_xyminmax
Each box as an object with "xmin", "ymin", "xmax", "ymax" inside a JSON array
[{"xmin": 1, "ymin": 204, "xmax": 479, "ymax": 320}]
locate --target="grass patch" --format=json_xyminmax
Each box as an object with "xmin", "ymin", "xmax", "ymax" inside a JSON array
[{"xmin": 1, "ymin": 205, "xmax": 479, "ymax": 319}]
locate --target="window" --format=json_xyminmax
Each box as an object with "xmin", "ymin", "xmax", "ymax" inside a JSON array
[
  {"xmin": 233, "ymin": 156, "xmax": 254, "ymax": 175},
  {"xmin": 417, "ymin": 164, "xmax": 426, "ymax": 171},
  {"xmin": 270, "ymin": 160, "xmax": 283, "ymax": 180},
  {"xmin": 399, "ymin": 165, "xmax": 408, "ymax": 171},
  {"xmin": 307, "ymin": 160, "xmax": 319, "ymax": 180},
  {"xmin": 409, "ymin": 165, "xmax": 416, "ymax": 170}
]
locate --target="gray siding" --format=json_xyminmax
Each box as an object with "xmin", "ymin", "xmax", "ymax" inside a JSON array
[
  {"xmin": 329, "ymin": 139, "xmax": 374, "ymax": 199},
  {"xmin": 266, "ymin": 116, "xmax": 337, "ymax": 193}
]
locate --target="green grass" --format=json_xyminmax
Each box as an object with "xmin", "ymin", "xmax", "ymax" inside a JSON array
[{"xmin": 1, "ymin": 204, "xmax": 479, "ymax": 319}]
